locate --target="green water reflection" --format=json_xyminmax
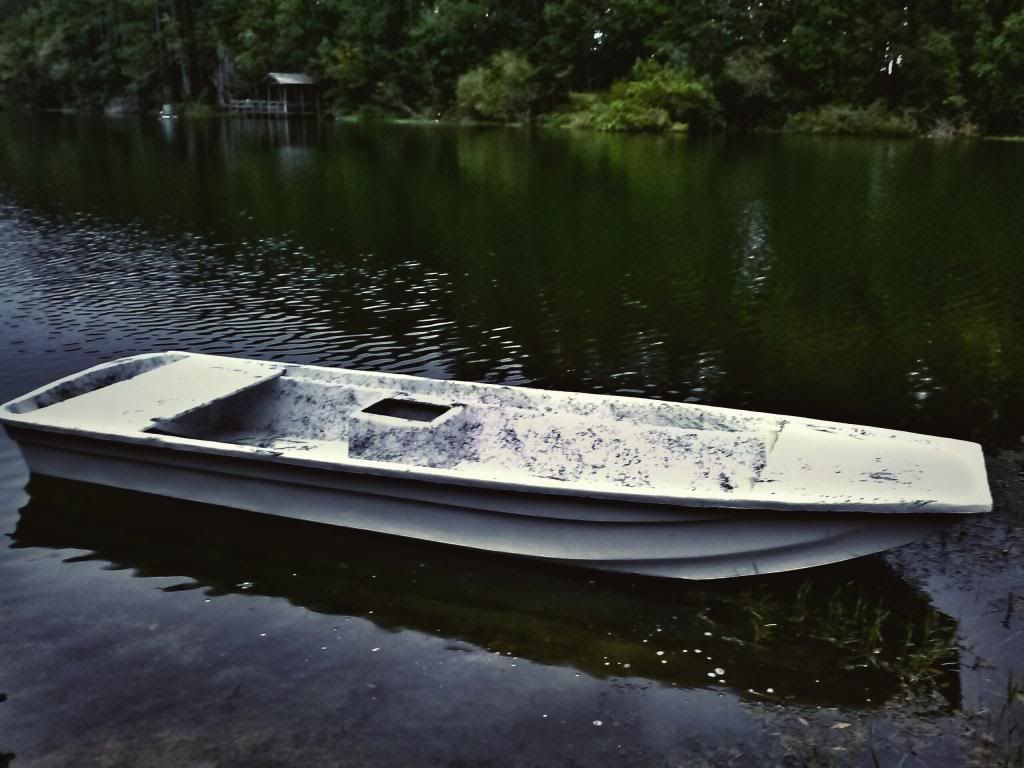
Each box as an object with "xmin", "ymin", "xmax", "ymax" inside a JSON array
[{"xmin": 1, "ymin": 115, "xmax": 1021, "ymax": 446}]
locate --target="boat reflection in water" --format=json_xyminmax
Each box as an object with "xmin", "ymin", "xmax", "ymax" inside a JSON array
[{"xmin": 15, "ymin": 477, "xmax": 961, "ymax": 710}]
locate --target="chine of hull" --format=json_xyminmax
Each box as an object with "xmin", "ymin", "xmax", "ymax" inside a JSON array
[{"xmin": 9, "ymin": 426, "xmax": 945, "ymax": 580}]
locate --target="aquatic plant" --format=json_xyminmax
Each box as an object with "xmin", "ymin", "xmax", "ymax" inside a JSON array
[{"xmin": 732, "ymin": 576, "xmax": 959, "ymax": 697}]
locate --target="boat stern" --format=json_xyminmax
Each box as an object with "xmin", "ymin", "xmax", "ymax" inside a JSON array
[{"xmin": 754, "ymin": 422, "xmax": 992, "ymax": 514}]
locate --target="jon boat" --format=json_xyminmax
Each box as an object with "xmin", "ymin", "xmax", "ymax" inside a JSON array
[{"xmin": 0, "ymin": 352, "xmax": 992, "ymax": 579}]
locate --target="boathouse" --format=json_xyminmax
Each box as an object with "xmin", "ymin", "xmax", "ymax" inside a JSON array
[{"xmin": 229, "ymin": 72, "xmax": 319, "ymax": 116}]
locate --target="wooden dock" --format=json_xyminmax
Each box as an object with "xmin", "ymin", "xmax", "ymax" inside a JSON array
[
  {"xmin": 228, "ymin": 99, "xmax": 290, "ymax": 116},
  {"xmin": 229, "ymin": 73, "xmax": 320, "ymax": 117}
]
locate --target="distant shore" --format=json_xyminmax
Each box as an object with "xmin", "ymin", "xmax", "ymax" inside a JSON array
[{"xmin": 9, "ymin": 105, "xmax": 1024, "ymax": 143}]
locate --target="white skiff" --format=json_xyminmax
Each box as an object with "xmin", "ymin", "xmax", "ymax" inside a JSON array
[{"xmin": 0, "ymin": 352, "xmax": 992, "ymax": 579}]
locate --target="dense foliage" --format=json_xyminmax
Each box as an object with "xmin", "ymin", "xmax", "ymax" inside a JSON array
[
  {"xmin": 785, "ymin": 102, "xmax": 920, "ymax": 137},
  {"xmin": 1, "ymin": 0, "xmax": 1023, "ymax": 134},
  {"xmin": 556, "ymin": 61, "xmax": 717, "ymax": 132},
  {"xmin": 456, "ymin": 51, "xmax": 537, "ymax": 122}
]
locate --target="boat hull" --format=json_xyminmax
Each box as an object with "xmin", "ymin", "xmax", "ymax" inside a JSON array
[{"xmin": 6, "ymin": 424, "xmax": 945, "ymax": 580}]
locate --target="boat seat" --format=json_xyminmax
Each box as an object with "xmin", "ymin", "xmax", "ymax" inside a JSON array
[{"xmin": 25, "ymin": 356, "xmax": 284, "ymax": 434}]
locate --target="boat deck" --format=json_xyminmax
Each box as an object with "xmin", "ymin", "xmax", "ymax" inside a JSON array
[
  {"xmin": 27, "ymin": 356, "xmax": 284, "ymax": 432},
  {"xmin": 0, "ymin": 352, "xmax": 992, "ymax": 514}
]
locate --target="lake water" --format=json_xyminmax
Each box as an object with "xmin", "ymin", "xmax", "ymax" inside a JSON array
[{"xmin": 0, "ymin": 114, "xmax": 1022, "ymax": 766}]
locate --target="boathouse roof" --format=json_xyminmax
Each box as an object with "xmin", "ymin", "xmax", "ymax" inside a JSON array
[{"xmin": 266, "ymin": 72, "xmax": 315, "ymax": 86}]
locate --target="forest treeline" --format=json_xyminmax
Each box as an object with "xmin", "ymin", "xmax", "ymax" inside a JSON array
[{"xmin": 1, "ymin": 0, "xmax": 1023, "ymax": 135}]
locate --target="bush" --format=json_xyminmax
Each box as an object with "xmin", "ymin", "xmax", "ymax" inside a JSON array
[
  {"xmin": 455, "ymin": 51, "xmax": 538, "ymax": 123},
  {"xmin": 925, "ymin": 116, "xmax": 980, "ymax": 139},
  {"xmin": 563, "ymin": 92, "xmax": 673, "ymax": 132},
  {"xmin": 564, "ymin": 60, "xmax": 719, "ymax": 132},
  {"xmin": 785, "ymin": 102, "xmax": 920, "ymax": 137}
]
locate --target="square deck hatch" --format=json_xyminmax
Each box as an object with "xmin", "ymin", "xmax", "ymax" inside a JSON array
[{"xmin": 361, "ymin": 398, "xmax": 452, "ymax": 423}]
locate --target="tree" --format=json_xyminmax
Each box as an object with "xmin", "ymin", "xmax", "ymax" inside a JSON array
[
  {"xmin": 719, "ymin": 46, "xmax": 778, "ymax": 130},
  {"xmin": 566, "ymin": 59, "xmax": 720, "ymax": 132},
  {"xmin": 0, "ymin": 0, "xmax": 1022, "ymax": 132},
  {"xmin": 973, "ymin": 10, "xmax": 1024, "ymax": 132},
  {"xmin": 902, "ymin": 29, "xmax": 964, "ymax": 117},
  {"xmin": 456, "ymin": 50, "xmax": 537, "ymax": 122}
]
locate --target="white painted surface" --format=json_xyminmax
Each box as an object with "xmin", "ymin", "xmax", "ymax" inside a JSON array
[
  {"xmin": 757, "ymin": 423, "xmax": 988, "ymax": 512},
  {"xmin": 0, "ymin": 351, "xmax": 991, "ymax": 515},
  {"xmin": 10, "ymin": 428, "xmax": 944, "ymax": 579},
  {"xmin": 15, "ymin": 356, "xmax": 283, "ymax": 433}
]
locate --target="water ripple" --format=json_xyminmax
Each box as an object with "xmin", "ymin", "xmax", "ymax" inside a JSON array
[{"xmin": 0, "ymin": 200, "xmax": 529, "ymax": 401}]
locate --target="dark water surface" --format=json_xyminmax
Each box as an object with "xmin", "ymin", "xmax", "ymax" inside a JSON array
[{"xmin": 0, "ymin": 115, "xmax": 1022, "ymax": 766}]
